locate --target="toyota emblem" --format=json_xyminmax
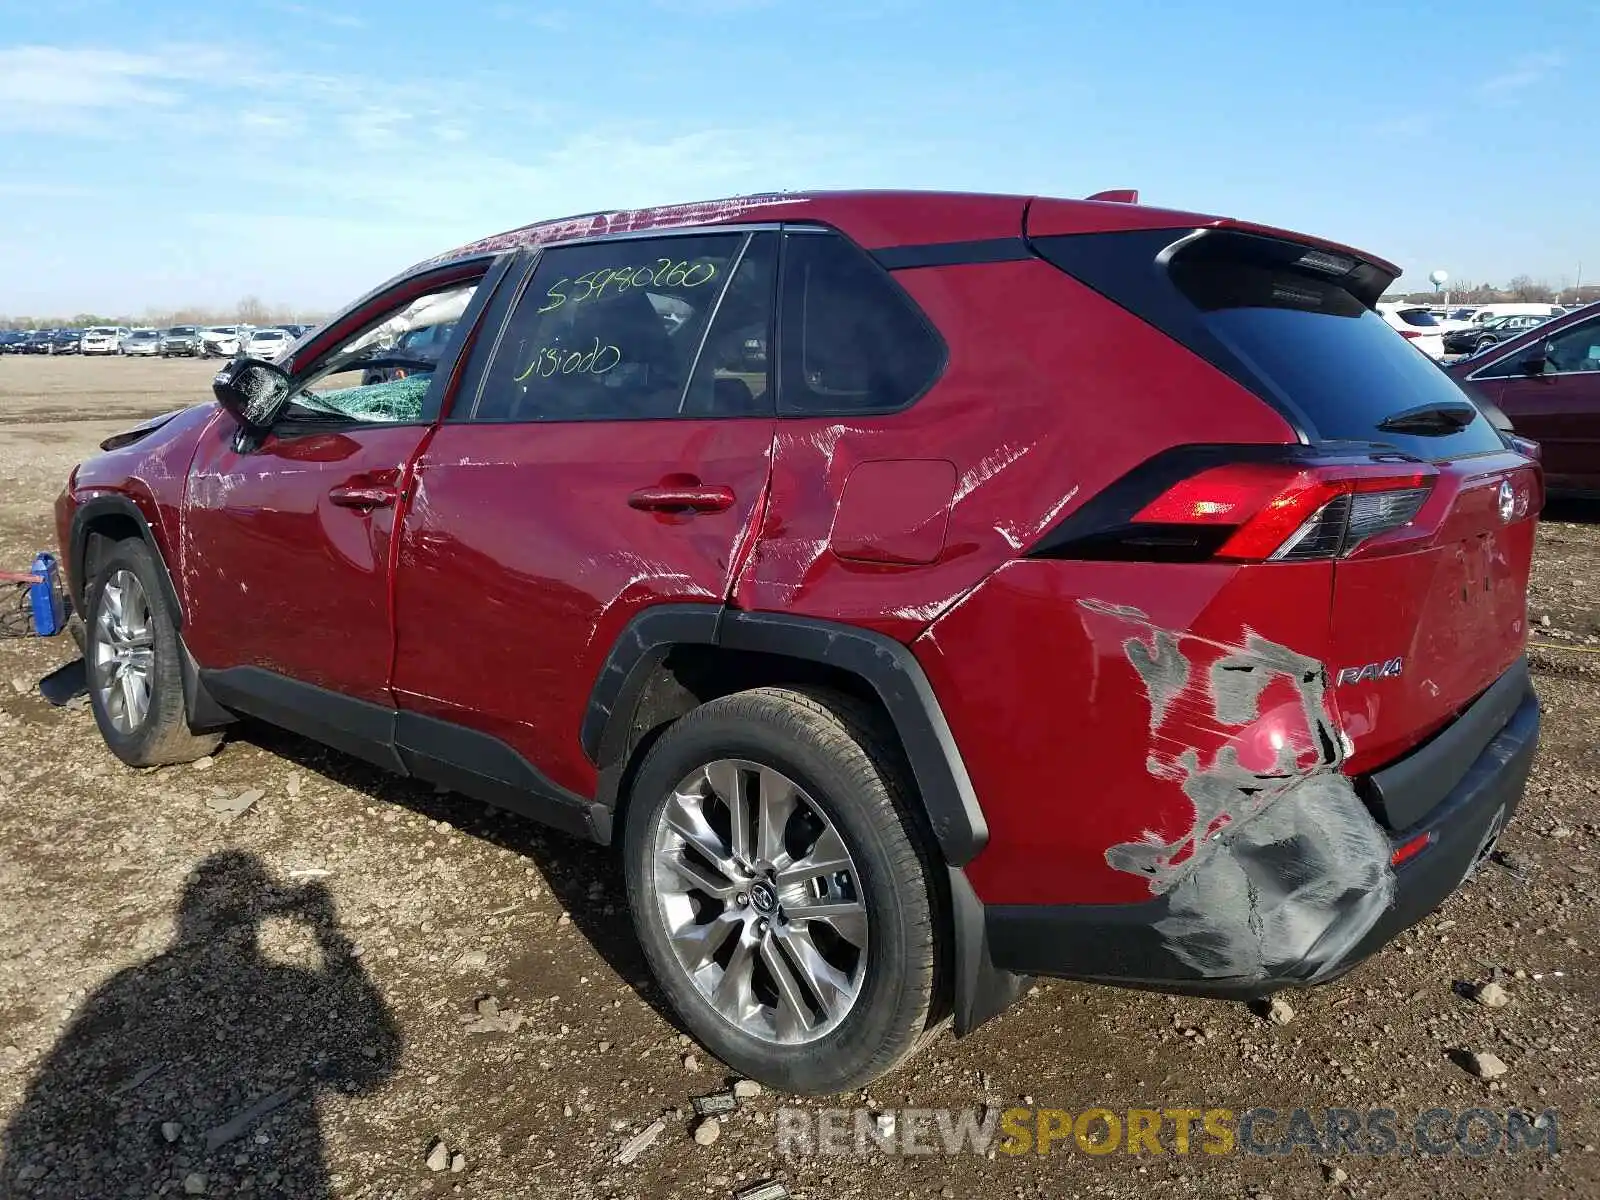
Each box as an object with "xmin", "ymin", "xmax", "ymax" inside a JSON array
[{"xmin": 1497, "ymin": 479, "xmax": 1515, "ymax": 524}]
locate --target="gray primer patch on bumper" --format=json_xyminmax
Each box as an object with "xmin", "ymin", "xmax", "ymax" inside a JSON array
[{"xmin": 1082, "ymin": 600, "xmax": 1396, "ymax": 982}]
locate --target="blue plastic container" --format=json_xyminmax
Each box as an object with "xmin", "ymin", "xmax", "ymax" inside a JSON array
[{"xmin": 28, "ymin": 552, "xmax": 64, "ymax": 637}]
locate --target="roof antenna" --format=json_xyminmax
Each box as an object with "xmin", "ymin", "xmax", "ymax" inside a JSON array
[{"xmin": 1085, "ymin": 189, "xmax": 1139, "ymax": 203}]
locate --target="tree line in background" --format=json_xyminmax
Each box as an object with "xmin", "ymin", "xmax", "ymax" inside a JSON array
[
  {"xmin": 1383, "ymin": 277, "xmax": 1600, "ymax": 307},
  {"xmin": 0, "ymin": 296, "xmax": 327, "ymax": 331}
]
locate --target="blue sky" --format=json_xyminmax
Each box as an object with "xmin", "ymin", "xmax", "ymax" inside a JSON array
[{"xmin": 0, "ymin": 0, "xmax": 1595, "ymax": 316}]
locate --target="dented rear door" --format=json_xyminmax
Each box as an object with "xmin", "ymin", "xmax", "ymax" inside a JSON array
[{"xmin": 389, "ymin": 232, "xmax": 779, "ymax": 798}]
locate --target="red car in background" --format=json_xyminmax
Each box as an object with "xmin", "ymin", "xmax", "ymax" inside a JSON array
[{"xmin": 1447, "ymin": 302, "xmax": 1600, "ymax": 497}]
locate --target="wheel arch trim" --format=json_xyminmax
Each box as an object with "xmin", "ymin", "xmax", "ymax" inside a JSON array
[
  {"xmin": 69, "ymin": 493, "xmax": 182, "ymax": 625},
  {"xmin": 582, "ymin": 605, "xmax": 989, "ymax": 867}
]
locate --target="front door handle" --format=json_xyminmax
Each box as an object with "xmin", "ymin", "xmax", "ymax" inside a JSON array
[
  {"xmin": 627, "ymin": 483, "xmax": 736, "ymax": 514},
  {"xmin": 329, "ymin": 484, "xmax": 398, "ymax": 510}
]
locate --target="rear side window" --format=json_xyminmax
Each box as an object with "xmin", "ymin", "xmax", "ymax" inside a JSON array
[
  {"xmin": 1396, "ymin": 309, "xmax": 1438, "ymax": 327},
  {"xmin": 777, "ymin": 231, "xmax": 943, "ymax": 415},
  {"xmin": 471, "ymin": 233, "xmax": 770, "ymax": 421},
  {"xmin": 1036, "ymin": 228, "xmax": 1505, "ymax": 461}
]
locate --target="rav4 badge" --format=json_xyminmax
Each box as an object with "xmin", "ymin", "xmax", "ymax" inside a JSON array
[{"xmin": 1335, "ymin": 657, "xmax": 1404, "ymax": 686}]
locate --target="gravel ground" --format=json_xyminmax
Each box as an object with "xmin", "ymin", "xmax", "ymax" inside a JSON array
[{"xmin": 0, "ymin": 357, "xmax": 1597, "ymax": 1199}]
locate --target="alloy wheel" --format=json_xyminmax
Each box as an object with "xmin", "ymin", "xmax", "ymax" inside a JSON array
[
  {"xmin": 650, "ymin": 759, "xmax": 869, "ymax": 1045},
  {"xmin": 92, "ymin": 569, "xmax": 155, "ymax": 734}
]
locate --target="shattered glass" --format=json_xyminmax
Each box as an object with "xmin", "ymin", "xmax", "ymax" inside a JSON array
[{"xmin": 297, "ymin": 375, "xmax": 431, "ymax": 423}]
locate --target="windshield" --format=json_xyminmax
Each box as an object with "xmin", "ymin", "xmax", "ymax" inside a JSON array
[
  {"xmin": 87, "ymin": 327, "xmax": 116, "ymax": 336},
  {"xmin": 167, "ymin": 326, "xmax": 196, "ymax": 335},
  {"xmin": 252, "ymin": 331, "xmax": 285, "ymax": 341}
]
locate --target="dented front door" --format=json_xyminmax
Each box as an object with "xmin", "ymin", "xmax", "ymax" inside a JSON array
[{"xmin": 180, "ymin": 414, "xmax": 428, "ymax": 705}]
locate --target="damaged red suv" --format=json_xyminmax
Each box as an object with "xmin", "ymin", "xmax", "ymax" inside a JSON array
[{"xmin": 57, "ymin": 191, "xmax": 1541, "ymax": 1094}]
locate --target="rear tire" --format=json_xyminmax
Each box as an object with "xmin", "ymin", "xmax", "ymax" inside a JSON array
[
  {"xmin": 623, "ymin": 687, "xmax": 942, "ymax": 1095},
  {"xmin": 85, "ymin": 538, "xmax": 222, "ymax": 767}
]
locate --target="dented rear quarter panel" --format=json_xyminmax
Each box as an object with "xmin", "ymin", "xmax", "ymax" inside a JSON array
[
  {"xmin": 732, "ymin": 258, "xmax": 1299, "ymax": 636},
  {"xmin": 916, "ymin": 557, "xmax": 1345, "ymax": 907}
]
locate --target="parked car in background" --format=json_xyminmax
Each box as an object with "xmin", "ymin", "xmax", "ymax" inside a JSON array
[
  {"xmin": 1447, "ymin": 302, "xmax": 1600, "ymax": 496},
  {"xmin": 1467, "ymin": 303, "xmax": 1564, "ymax": 326},
  {"xmin": 121, "ymin": 329, "xmax": 162, "ymax": 357},
  {"xmin": 80, "ymin": 327, "xmax": 124, "ymax": 355},
  {"xmin": 160, "ymin": 326, "xmax": 205, "ymax": 357},
  {"xmin": 243, "ymin": 328, "xmax": 293, "ymax": 362},
  {"xmin": 1443, "ymin": 313, "xmax": 1550, "ymax": 357},
  {"xmin": 200, "ymin": 326, "xmax": 243, "ymax": 358},
  {"xmin": 58, "ymin": 189, "xmax": 1541, "ymax": 1095},
  {"xmin": 1449, "ymin": 307, "xmax": 1480, "ymax": 323},
  {"xmin": 1377, "ymin": 302, "xmax": 1446, "ymax": 358},
  {"xmin": 20, "ymin": 331, "xmax": 52, "ymax": 354},
  {"xmin": 0, "ymin": 331, "xmax": 26, "ymax": 354},
  {"xmin": 51, "ymin": 329, "xmax": 83, "ymax": 354}
]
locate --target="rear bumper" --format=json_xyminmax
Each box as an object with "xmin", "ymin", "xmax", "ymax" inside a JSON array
[{"xmin": 985, "ymin": 661, "xmax": 1539, "ymax": 999}]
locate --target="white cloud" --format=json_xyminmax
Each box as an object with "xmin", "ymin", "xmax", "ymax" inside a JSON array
[
  {"xmin": 266, "ymin": 2, "xmax": 366, "ymax": 27},
  {"xmin": 1479, "ymin": 52, "xmax": 1563, "ymax": 98}
]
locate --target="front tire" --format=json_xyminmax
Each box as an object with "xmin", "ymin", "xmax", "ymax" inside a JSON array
[
  {"xmin": 85, "ymin": 538, "xmax": 222, "ymax": 767},
  {"xmin": 623, "ymin": 687, "xmax": 942, "ymax": 1094}
]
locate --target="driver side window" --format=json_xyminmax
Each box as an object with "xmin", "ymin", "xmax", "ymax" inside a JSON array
[
  {"xmin": 287, "ymin": 279, "xmax": 482, "ymax": 425},
  {"xmin": 1542, "ymin": 319, "xmax": 1600, "ymax": 373}
]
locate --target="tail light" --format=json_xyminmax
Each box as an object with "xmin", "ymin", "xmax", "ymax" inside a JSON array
[
  {"xmin": 1029, "ymin": 450, "xmax": 1443, "ymax": 564},
  {"xmin": 1133, "ymin": 462, "xmax": 1435, "ymax": 562},
  {"xmin": 1397, "ymin": 329, "xmax": 1422, "ymax": 340}
]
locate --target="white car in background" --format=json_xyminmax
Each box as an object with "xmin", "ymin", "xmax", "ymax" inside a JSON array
[
  {"xmin": 1377, "ymin": 303, "xmax": 1446, "ymax": 359},
  {"xmin": 200, "ymin": 326, "xmax": 243, "ymax": 357},
  {"xmin": 120, "ymin": 329, "xmax": 162, "ymax": 357},
  {"xmin": 244, "ymin": 328, "xmax": 294, "ymax": 362},
  {"xmin": 80, "ymin": 326, "xmax": 127, "ymax": 355}
]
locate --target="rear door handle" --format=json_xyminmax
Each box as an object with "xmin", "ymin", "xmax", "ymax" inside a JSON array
[
  {"xmin": 329, "ymin": 484, "xmax": 398, "ymax": 510},
  {"xmin": 628, "ymin": 484, "xmax": 736, "ymax": 514}
]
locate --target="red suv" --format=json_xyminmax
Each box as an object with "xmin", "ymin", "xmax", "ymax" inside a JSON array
[
  {"xmin": 1445, "ymin": 300, "xmax": 1600, "ymax": 497},
  {"xmin": 57, "ymin": 191, "xmax": 1542, "ymax": 1095}
]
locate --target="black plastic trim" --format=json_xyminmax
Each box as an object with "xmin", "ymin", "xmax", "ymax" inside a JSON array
[
  {"xmin": 718, "ymin": 610, "xmax": 988, "ymax": 866},
  {"xmin": 395, "ymin": 710, "xmax": 592, "ymax": 838},
  {"xmin": 583, "ymin": 607, "xmax": 988, "ymax": 865},
  {"xmin": 68, "ymin": 494, "xmax": 182, "ymax": 624},
  {"xmin": 581, "ymin": 604, "xmax": 723, "ymax": 762},
  {"xmin": 948, "ymin": 866, "xmax": 1029, "ymax": 1036},
  {"xmin": 1361, "ymin": 658, "xmax": 1531, "ymax": 831},
  {"xmin": 201, "ymin": 666, "xmax": 599, "ymax": 838},
  {"xmin": 872, "ymin": 237, "xmax": 1034, "ymax": 271},
  {"xmin": 203, "ymin": 667, "xmax": 406, "ymax": 773}
]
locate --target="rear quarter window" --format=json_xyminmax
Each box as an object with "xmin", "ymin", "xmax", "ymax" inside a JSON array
[{"xmin": 776, "ymin": 231, "xmax": 944, "ymax": 415}]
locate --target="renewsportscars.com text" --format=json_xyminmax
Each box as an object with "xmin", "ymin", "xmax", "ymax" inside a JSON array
[{"xmin": 774, "ymin": 1106, "xmax": 1560, "ymax": 1158}]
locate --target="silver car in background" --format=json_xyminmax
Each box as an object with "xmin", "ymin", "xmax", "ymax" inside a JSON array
[
  {"xmin": 120, "ymin": 329, "xmax": 162, "ymax": 357},
  {"xmin": 160, "ymin": 325, "xmax": 205, "ymax": 357}
]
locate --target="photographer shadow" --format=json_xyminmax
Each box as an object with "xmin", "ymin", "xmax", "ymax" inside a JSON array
[{"xmin": 1, "ymin": 851, "xmax": 401, "ymax": 1199}]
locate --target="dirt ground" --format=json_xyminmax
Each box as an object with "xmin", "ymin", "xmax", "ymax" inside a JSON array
[{"xmin": 0, "ymin": 356, "xmax": 1597, "ymax": 1200}]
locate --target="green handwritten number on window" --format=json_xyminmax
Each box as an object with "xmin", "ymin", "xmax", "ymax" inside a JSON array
[
  {"xmin": 534, "ymin": 258, "xmax": 717, "ymax": 316},
  {"xmin": 512, "ymin": 337, "xmax": 622, "ymax": 382},
  {"xmin": 536, "ymin": 279, "xmax": 569, "ymax": 314}
]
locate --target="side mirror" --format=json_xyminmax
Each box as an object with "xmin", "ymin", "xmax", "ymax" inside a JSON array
[
  {"xmin": 212, "ymin": 357, "xmax": 291, "ymax": 431},
  {"xmin": 1520, "ymin": 354, "xmax": 1553, "ymax": 379}
]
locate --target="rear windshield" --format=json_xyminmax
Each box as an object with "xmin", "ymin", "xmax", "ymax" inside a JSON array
[{"xmin": 1034, "ymin": 228, "xmax": 1504, "ymax": 461}]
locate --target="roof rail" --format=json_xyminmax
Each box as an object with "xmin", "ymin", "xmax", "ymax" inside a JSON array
[{"xmin": 1084, "ymin": 189, "xmax": 1139, "ymax": 203}]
